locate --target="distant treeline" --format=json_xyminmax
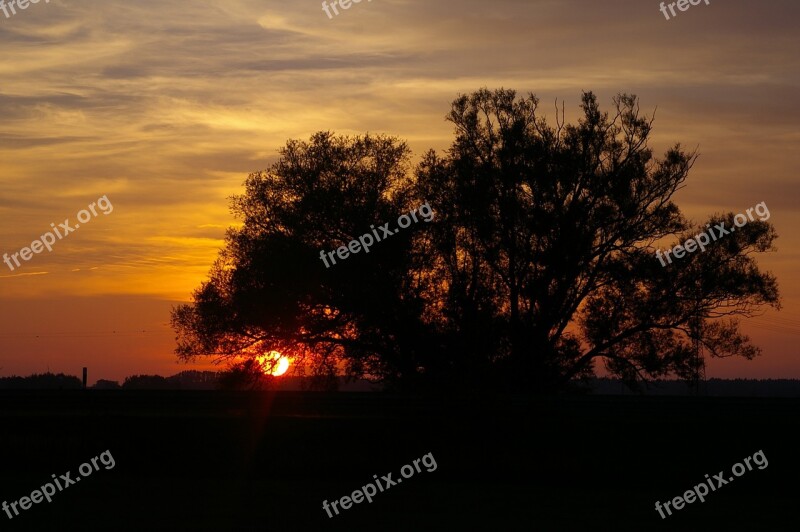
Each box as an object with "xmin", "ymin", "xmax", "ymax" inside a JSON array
[
  {"xmin": 0, "ymin": 371, "xmax": 376, "ymax": 391},
  {"xmin": 110, "ymin": 372, "xmax": 375, "ymax": 391},
  {"xmin": 0, "ymin": 373, "xmax": 83, "ymax": 389},
  {"xmin": 588, "ymin": 377, "xmax": 800, "ymax": 397},
  {"xmin": 0, "ymin": 371, "xmax": 221, "ymax": 390},
  {"xmin": 101, "ymin": 371, "xmax": 222, "ymax": 390},
  {"xmin": 4, "ymin": 372, "xmax": 797, "ymax": 395}
]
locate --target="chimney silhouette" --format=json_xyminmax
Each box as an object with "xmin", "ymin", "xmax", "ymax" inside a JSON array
[{"xmin": 82, "ymin": 367, "xmax": 87, "ymax": 389}]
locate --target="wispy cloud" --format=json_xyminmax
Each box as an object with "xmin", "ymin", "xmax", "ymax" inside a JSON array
[
  {"xmin": 0, "ymin": 0, "xmax": 797, "ymax": 378},
  {"xmin": 0, "ymin": 271, "xmax": 49, "ymax": 279}
]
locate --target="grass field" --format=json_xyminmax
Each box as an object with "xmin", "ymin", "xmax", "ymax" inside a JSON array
[{"xmin": 0, "ymin": 391, "xmax": 796, "ymax": 531}]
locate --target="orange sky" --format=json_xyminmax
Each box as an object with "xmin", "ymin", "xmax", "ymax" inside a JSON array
[{"xmin": 1, "ymin": 0, "xmax": 798, "ymax": 383}]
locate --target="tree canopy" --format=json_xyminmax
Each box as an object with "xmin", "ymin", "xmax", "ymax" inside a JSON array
[{"xmin": 171, "ymin": 88, "xmax": 779, "ymax": 393}]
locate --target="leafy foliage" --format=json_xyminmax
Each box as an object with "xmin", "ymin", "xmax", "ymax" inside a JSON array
[{"xmin": 172, "ymin": 90, "xmax": 780, "ymax": 392}]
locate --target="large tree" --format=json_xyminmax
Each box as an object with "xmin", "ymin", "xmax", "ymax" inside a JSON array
[
  {"xmin": 172, "ymin": 89, "xmax": 780, "ymax": 392},
  {"xmin": 171, "ymin": 131, "xmax": 434, "ymax": 389}
]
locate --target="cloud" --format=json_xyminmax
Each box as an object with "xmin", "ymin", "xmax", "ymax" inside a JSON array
[{"xmin": 0, "ymin": 0, "xmax": 798, "ymax": 377}]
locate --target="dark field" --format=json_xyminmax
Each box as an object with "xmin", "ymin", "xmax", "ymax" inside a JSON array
[{"xmin": 0, "ymin": 391, "xmax": 797, "ymax": 531}]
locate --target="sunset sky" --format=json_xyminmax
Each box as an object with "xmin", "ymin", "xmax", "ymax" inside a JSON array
[{"xmin": 1, "ymin": 0, "xmax": 798, "ymax": 383}]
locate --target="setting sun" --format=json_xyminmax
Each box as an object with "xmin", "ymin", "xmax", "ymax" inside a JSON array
[{"xmin": 256, "ymin": 351, "xmax": 291, "ymax": 376}]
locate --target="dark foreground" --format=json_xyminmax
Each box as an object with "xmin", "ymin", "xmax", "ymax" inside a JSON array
[{"xmin": 0, "ymin": 391, "xmax": 796, "ymax": 531}]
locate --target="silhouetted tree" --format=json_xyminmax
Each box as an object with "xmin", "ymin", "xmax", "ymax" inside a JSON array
[
  {"xmin": 170, "ymin": 371, "xmax": 220, "ymax": 390},
  {"xmin": 216, "ymin": 359, "xmax": 272, "ymax": 390},
  {"xmin": 0, "ymin": 372, "xmax": 82, "ymax": 390},
  {"xmin": 172, "ymin": 131, "xmax": 432, "ymax": 388},
  {"xmin": 92, "ymin": 379, "xmax": 121, "ymax": 390},
  {"xmin": 416, "ymin": 89, "xmax": 778, "ymax": 391},
  {"xmin": 172, "ymin": 89, "xmax": 779, "ymax": 393},
  {"xmin": 122, "ymin": 374, "xmax": 175, "ymax": 390}
]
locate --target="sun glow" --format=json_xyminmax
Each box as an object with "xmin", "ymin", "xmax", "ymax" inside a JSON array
[{"xmin": 256, "ymin": 351, "xmax": 291, "ymax": 376}]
